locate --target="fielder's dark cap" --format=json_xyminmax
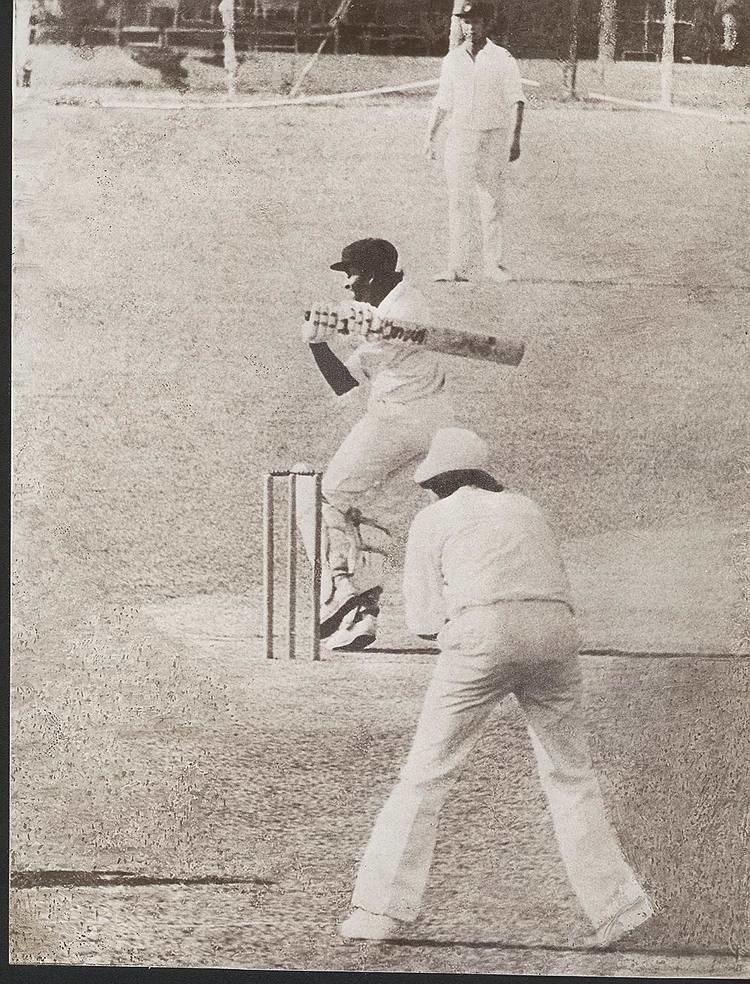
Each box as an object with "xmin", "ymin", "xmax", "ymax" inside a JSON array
[
  {"xmin": 456, "ymin": 1, "xmax": 493, "ymax": 19},
  {"xmin": 330, "ymin": 238, "xmax": 399, "ymax": 274}
]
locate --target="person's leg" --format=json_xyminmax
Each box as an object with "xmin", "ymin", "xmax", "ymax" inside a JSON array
[
  {"xmin": 350, "ymin": 648, "xmax": 506, "ymax": 922},
  {"xmin": 330, "ymin": 394, "xmax": 455, "ymax": 601},
  {"xmin": 513, "ymin": 608, "xmax": 651, "ymax": 933},
  {"xmin": 475, "ymin": 130, "xmax": 508, "ymax": 274},
  {"xmin": 296, "ymin": 402, "xmax": 449, "ymax": 639},
  {"xmin": 442, "ymin": 130, "xmax": 475, "ymax": 279}
]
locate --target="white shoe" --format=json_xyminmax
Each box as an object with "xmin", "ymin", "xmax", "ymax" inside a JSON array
[
  {"xmin": 432, "ymin": 270, "xmax": 470, "ymax": 283},
  {"xmin": 339, "ymin": 908, "xmax": 404, "ymax": 941},
  {"xmin": 585, "ymin": 894, "xmax": 655, "ymax": 949},
  {"xmin": 484, "ymin": 265, "xmax": 513, "ymax": 284},
  {"xmin": 326, "ymin": 611, "xmax": 377, "ymax": 651}
]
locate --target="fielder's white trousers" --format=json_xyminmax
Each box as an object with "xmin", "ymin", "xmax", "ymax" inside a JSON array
[
  {"xmin": 445, "ymin": 127, "xmax": 508, "ymax": 277},
  {"xmin": 296, "ymin": 393, "xmax": 455, "ymax": 599},
  {"xmin": 351, "ymin": 601, "xmax": 647, "ymax": 927}
]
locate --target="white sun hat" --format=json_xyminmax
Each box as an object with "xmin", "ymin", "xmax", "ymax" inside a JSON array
[{"xmin": 414, "ymin": 428, "xmax": 490, "ymax": 484}]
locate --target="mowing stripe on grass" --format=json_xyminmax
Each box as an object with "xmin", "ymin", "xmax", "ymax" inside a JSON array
[
  {"xmin": 513, "ymin": 276, "xmax": 750, "ymax": 291},
  {"xmin": 587, "ymin": 91, "xmax": 750, "ymax": 124},
  {"xmin": 580, "ymin": 648, "xmax": 744, "ymax": 660},
  {"xmin": 90, "ymin": 76, "xmax": 540, "ymax": 111}
]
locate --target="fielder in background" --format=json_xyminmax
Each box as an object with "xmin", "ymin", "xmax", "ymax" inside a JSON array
[
  {"xmin": 298, "ymin": 238, "xmax": 455, "ymax": 651},
  {"xmin": 426, "ymin": 1, "xmax": 525, "ymax": 284},
  {"xmin": 449, "ymin": 0, "xmax": 468, "ymax": 49},
  {"xmin": 340, "ymin": 428, "xmax": 655, "ymax": 946}
]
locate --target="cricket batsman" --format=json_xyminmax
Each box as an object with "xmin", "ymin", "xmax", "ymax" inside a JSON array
[{"xmin": 296, "ymin": 238, "xmax": 456, "ymax": 651}]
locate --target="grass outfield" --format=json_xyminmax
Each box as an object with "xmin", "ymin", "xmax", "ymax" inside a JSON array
[
  {"xmin": 9, "ymin": 613, "xmax": 750, "ymax": 973},
  {"xmin": 11, "ymin": 82, "xmax": 750, "ymax": 971}
]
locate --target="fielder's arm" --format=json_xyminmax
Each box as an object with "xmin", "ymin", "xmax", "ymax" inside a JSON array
[
  {"xmin": 510, "ymin": 101, "xmax": 524, "ymax": 162},
  {"xmin": 424, "ymin": 102, "xmax": 448, "ymax": 160}
]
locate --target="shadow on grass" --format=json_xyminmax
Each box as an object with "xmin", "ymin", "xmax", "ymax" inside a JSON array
[
  {"xmin": 11, "ymin": 869, "xmax": 274, "ymax": 889},
  {"xmin": 381, "ymin": 935, "xmax": 744, "ymax": 959}
]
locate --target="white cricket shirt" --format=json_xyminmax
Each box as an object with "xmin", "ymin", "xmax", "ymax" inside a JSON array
[
  {"xmin": 436, "ymin": 39, "xmax": 525, "ymax": 131},
  {"xmin": 345, "ymin": 281, "xmax": 446, "ymax": 408},
  {"xmin": 403, "ymin": 487, "xmax": 574, "ymax": 635}
]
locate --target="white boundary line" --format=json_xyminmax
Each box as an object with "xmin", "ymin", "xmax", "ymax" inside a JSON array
[
  {"xmin": 587, "ymin": 90, "xmax": 750, "ymax": 124},
  {"xmin": 94, "ymin": 75, "xmax": 539, "ymax": 110}
]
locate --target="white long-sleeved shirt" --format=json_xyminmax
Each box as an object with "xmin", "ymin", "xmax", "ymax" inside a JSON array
[
  {"xmin": 345, "ymin": 280, "xmax": 446, "ymax": 408},
  {"xmin": 435, "ymin": 40, "xmax": 525, "ymax": 132},
  {"xmin": 403, "ymin": 487, "xmax": 574, "ymax": 635}
]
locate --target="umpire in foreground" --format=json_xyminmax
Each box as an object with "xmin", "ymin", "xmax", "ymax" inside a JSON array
[{"xmin": 340, "ymin": 428, "xmax": 654, "ymax": 947}]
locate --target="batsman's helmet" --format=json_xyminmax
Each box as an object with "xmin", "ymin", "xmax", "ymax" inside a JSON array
[
  {"xmin": 330, "ymin": 238, "xmax": 399, "ymax": 276},
  {"xmin": 456, "ymin": 1, "xmax": 494, "ymax": 21}
]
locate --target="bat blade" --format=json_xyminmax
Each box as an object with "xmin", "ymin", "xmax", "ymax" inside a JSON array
[{"xmin": 383, "ymin": 319, "xmax": 525, "ymax": 367}]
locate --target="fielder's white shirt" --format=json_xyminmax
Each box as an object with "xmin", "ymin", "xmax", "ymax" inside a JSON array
[
  {"xmin": 345, "ymin": 281, "xmax": 446, "ymax": 408},
  {"xmin": 436, "ymin": 39, "xmax": 525, "ymax": 131},
  {"xmin": 403, "ymin": 487, "xmax": 574, "ymax": 635}
]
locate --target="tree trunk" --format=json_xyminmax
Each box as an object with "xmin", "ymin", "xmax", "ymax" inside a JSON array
[
  {"xmin": 565, "ymin": 0, "xmax": 580, "ymax": 99},
  {"xmin": 660, "ymin": 0, "xmax": 675, "ymax": 106},
  {"xmin": 115, "ymin": 1, "xmax": 123, "ymax": 44},
  {"xmin": 598, "ymin": 0, "xmax": 617, "ymax": 64},
  {"xmin": 219, "ymin": 0, "xmax": 237, "ymax": 98}
]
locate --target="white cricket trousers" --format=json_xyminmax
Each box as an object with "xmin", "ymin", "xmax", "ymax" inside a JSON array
[
  {"xmin": 296, "ymin": 393, "xmax": 455, "ymax": 597},
  {"xmin": 444, "ymin": 127, "xmax": 508, "ymax": 276},
  {"xmin": 351, "ymin": 601, "xmax": 648, "ymax": 927}
]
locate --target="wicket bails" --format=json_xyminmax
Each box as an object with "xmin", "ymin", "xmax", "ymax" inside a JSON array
[{"xmin": 263, "ymin": 469, "xmax": 323, "ymax": 661}]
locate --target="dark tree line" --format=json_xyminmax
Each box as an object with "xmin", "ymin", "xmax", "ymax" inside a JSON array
[{"xmin": 34, "ymin": 0, "xmax": 750, "ymax": 61}]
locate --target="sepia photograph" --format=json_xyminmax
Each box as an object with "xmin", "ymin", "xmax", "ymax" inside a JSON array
[{"xmin": 10, "ymin": 0, "xmax": 750, "ymax": 977}]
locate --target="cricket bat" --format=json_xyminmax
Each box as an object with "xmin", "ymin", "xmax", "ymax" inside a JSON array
[{"xmin": 304, "ymin": 305, "xmax": 525, "ymax": 367}]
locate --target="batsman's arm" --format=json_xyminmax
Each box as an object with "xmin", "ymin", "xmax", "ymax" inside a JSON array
[{"xmin": 308, "ymin": 343, "xmax": 359, "ymax": 397}]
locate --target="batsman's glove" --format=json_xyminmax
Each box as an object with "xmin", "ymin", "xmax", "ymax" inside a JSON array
[
  {"xmin": 339, "ymin": 301, "xmax": 380, "ymax": 341},
  {"xmin": 302, "ymin": 302, "xmax": 343, "ymax": 344}
]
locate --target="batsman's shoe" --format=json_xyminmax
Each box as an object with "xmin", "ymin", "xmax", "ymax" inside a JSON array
[
  {"xmin": 432, "ymin": 270, "xmax": 471, "ymax": 283},
  {"xmin": 319, "ymin": 579, "xmax": 360, "ymax": 639},
  {"xmin": 585, "ymin": 894, "xmax": 655, "ymax": 949},
  {"xmin": 326, "ymin": 611, "xmax": 377, "ymax": 651},
  {"xmin": 484, "ymin": 265, "xmax": 513, "ymax": 284},
  {"xmin": 321, "ymin": 584, "xmax": 383, "ymax": 640},
  {"xmin": 339, "ymin": 909, "xmax": 404, "ymax": 941}
]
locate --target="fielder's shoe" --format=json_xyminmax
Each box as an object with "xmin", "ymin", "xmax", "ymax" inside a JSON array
[
  {"xmin": 432, "ymin": 270, "xmax": 470, "ymax": 283},
  {"xmin": 584, "ymin": 894, "xmax": 655, "ymax": 949},
  {"xmin": 484, "ymin": 265, "xmax": 513, "ymax": 284},
  {"xmin": 339, "ymin": 908, "xmax": 404, "ymax": 941}
]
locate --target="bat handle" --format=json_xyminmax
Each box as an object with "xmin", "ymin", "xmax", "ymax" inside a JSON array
[{"xmin": 302, "ymin": 309, "xmax": 350, "ymax": 334}]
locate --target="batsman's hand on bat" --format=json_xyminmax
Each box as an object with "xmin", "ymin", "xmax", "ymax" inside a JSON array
[
  {"xmin": 340, "ymin": 301, "xmax": 380, "ymax": 341},
  {"xmin": 301, "ymin": 302, "xmax": 339, "ymax": 344}
]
